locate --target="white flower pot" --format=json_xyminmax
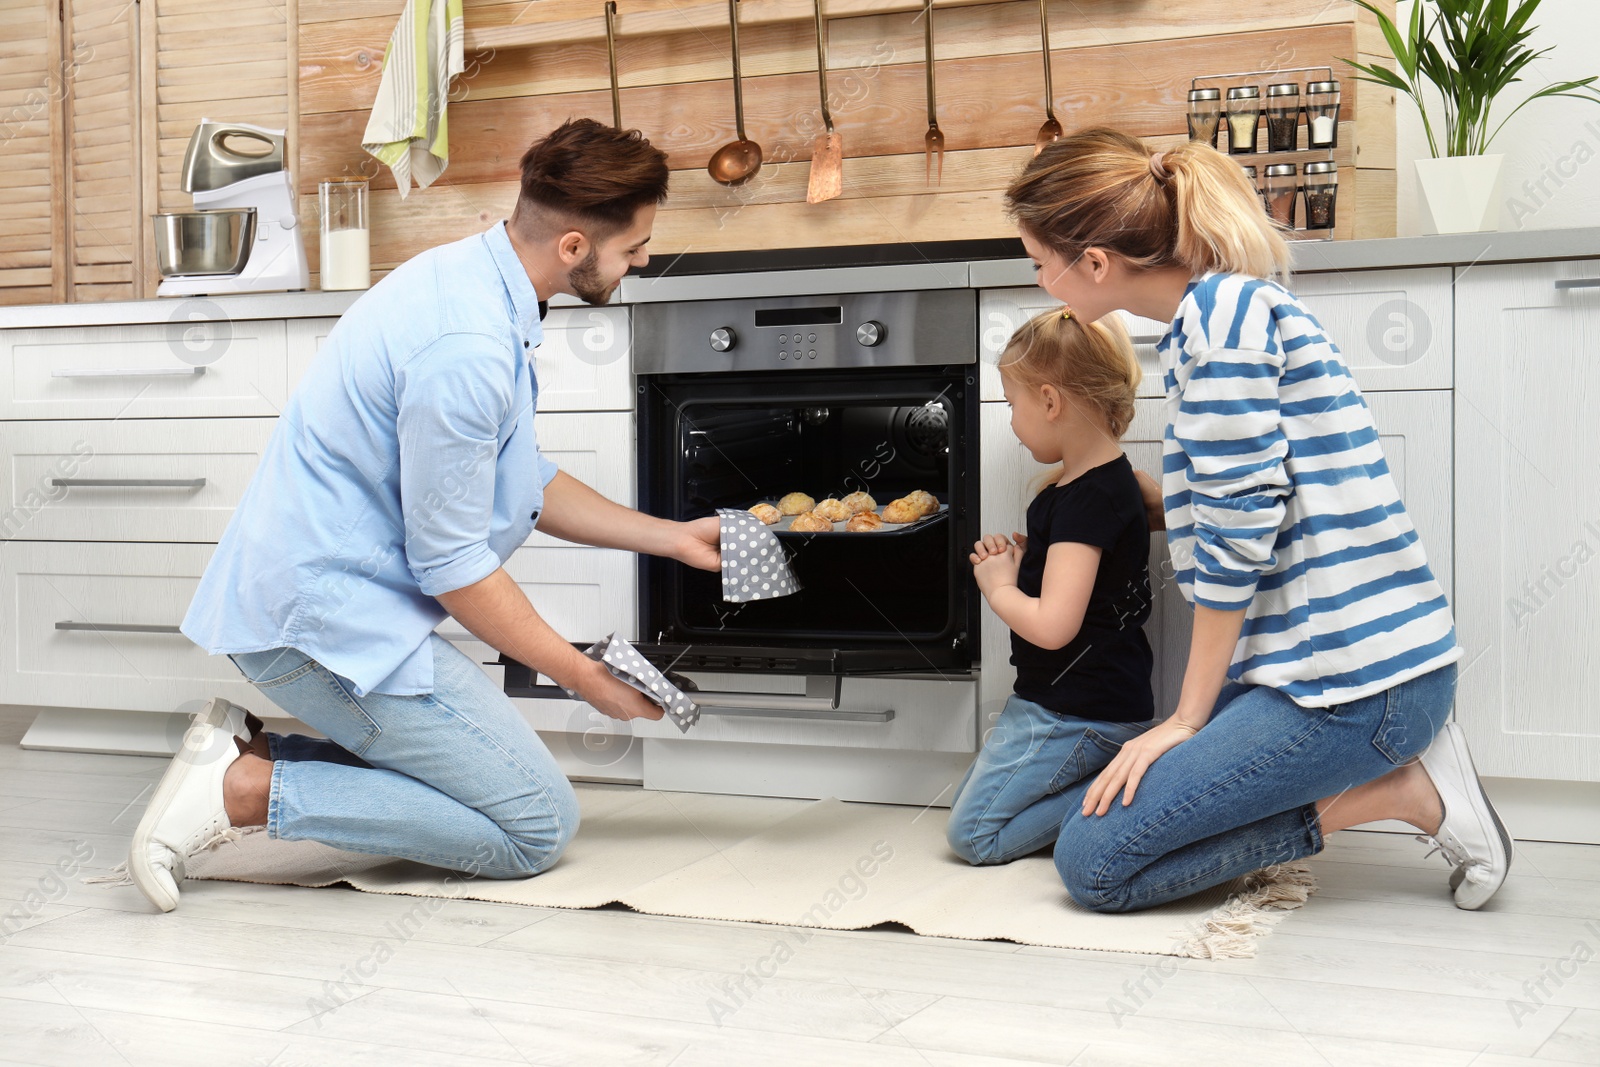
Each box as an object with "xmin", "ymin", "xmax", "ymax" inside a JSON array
[{"xmin": 1415, "ymin": 154, "xmax": 1505, "ymax": 234}]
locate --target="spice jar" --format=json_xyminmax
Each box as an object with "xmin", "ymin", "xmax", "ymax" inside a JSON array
[
  {"xmin": 1306, "ymin": 80, "xmax": 1342, "ymax": 149},
  {"xmin": 1241, "ymin": 165, "xmax": 1268, "ymax": 215},
  {"xmin": 1187, "ymin": 88, "xmax": 1222, "ymax": 148},
  {"xmin": 1225, "ymin": 86, "xmax": 1262, "ymax": 154},
  {"xmin": 318, "ymin": 178, "xmax": 370, "ymax": 291},
  {"xmin": 1266, "ymin": 83, "xmax": 1301, "ymax": 152},
  {"xmin": 1303, "ymin": 161, "xmax": 1338, "ymax": 229},
  {"xmin": 1264, "ymin": 163, "xmax": 1298, "ymax": 228}
]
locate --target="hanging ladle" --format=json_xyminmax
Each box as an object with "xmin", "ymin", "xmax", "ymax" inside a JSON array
[
  {"xmin": 708, "ymin": 0, "xmax": 762, "ymax": 185},
  {"xmin": 1033, "ymin": 0, "xmax": 1062, "ymax": 154},
  {"xmin": 922, "ymin": 0, "xmax": 944, "ymax": 185},
  {"xmin": 605, "ymin": 0, "xmax": 622, "ymax": 128}
]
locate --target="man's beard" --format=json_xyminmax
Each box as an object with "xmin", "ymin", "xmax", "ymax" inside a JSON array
[{"xmin": 568, "ymin": 248, "xmax": 619, "ymax": 305}]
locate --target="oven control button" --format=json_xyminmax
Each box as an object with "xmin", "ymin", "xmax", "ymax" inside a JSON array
[
  {"xmin": 709, "ymin": 327, "xmax": 737, "ymax": 352},
  {"xmin": 856, "ymin": 320, "xmax": 886, "ymax": 347}
]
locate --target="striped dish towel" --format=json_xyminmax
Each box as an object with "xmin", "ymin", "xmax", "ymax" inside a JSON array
[{"xmin": 361, "ymin": 0, "xmax": 464, "ymax": 197}]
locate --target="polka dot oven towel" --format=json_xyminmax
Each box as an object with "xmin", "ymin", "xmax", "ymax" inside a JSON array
[
  {"xmin": 718, "ymin": 508, "xmax": 801, "ymax": 603},
  {"xmin": 567, "ymin": 632, "xmax": 701, "ymax": 733}
]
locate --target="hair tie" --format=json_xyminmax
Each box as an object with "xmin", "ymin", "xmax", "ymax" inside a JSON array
[
  {"xmin": 1148, "ymin": 151, "xmax": 1170, "ymax": 181},
  {"xmin": 1060, "ymin": 307, "xmax": 1073, "ymax": 322}
]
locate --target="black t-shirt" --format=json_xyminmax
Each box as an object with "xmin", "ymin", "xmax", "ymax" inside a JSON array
[{"xmin": 1010, "ymin": 455, "xmax": 1155, "ymax": 723}]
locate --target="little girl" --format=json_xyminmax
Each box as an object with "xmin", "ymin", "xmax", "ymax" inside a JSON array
[
  {"xmin": 1002, "ymin": 127, "xmax": 1510, "ymax": 913},
  {"xmin": 947, "ymin": 307, "xmax": 1156, "ymax": 867}
]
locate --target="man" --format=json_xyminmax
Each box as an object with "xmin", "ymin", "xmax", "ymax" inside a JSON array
[{"xmin": 126, "ymin": 119, "xmax": 718, "ymax": 912}]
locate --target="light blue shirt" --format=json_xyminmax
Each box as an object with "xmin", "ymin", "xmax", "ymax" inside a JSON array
[{"xmin": 182, "ymin": 221, "xmax": 559, "ymax": 696}]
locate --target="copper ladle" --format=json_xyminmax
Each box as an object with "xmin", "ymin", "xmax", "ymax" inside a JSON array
[
  {"xmin": 605, "ymin": 1, "xmax": 622, "ymax": 128},
  {"xmin": 922, "ymin": 0, "xmax": 944, "ymax": 185},
  {"xmin": 1033, "ymin": 0, "xmax": 1061, "ymax": 154},
  {"xmin": 708, "ymin": 0, "xmax": 762, "ymax": 185}
]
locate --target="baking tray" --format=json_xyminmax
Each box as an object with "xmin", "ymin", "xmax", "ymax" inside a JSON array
[{"xmin": 751, "ymin": 502, "xmax": 950, "ymax": 537}]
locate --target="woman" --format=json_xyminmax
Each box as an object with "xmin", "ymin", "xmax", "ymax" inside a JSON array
[{"xmin": 1003, "ymin": 127, "xmax": 1512, "ymax": 913}]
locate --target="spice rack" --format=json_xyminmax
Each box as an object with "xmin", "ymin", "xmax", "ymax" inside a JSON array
[{"xmin": 1187, "ymin": 66, "xmax": 1340, "ymax": 239}]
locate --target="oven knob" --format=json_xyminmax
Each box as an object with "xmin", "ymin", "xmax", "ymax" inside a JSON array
[
  {"xmin": 856, "ymin": 320, "xmax": 886, "ymax": 347},
  {"xmin": 709, "ymin": 327, "xmax": 737, "ymax": 352}
]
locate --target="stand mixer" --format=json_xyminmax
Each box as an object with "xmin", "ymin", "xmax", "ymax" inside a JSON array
[{"xmin": 153, "ymin": 120, "xmax": 310, "ymax": 297}]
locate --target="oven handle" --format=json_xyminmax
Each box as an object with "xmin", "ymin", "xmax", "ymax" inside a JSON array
[{"xmin": 506, "ymin": 672, "xmax": 895, "ymax": 723}]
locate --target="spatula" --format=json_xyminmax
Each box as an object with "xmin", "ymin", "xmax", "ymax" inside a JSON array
[{"xmin": 805, "ymin": 0, "xmax": 843, "ymax": 204}]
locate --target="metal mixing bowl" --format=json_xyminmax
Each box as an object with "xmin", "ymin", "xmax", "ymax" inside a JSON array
[{"xmin": 152, "ymin": 209, "xmax": 256, "ymax": 277}]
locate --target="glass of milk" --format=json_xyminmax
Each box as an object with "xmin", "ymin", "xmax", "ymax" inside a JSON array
[{"xmin": 319, "ymin": 178, "xmax": 371, "ymax": 291}]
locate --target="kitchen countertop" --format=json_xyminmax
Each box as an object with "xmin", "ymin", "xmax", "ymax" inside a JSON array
[{"xmin": 5, "ymin": 227, "xmax": 1599, "ymax": 330}]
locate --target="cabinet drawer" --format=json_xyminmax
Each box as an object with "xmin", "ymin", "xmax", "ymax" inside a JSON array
[
  {"xmin": 283, "ymin": 311, "xmax": 633, "ymax": 412},
  {"xmin": 518, "ymin": 681, "xmax": 979, "ymax": 755},
  {"xmin": 0, "ymin": 418, "xmax": 276, "ymax": 543},
  {"xmin": 977, "ymin": 288, "xmax": 1168, "ymax": 401},
  {"xmin": 0, "ymin": 541, "xmax": 278, "ymax": 714},
  {"xmin": 0, "ymin": 318, "xmax": 289, "ymax": 419},
  {"xmin": 286, "ymin": 317, "xmax": 339, "ymax": 394},
  {"xmin": 527, "ymin": 410, "xmax": 634, "ymax": 548},
  {"xmin": 1290, "ymin": 267, "xmax": 1453, "ymax": 390},
  {"xmin": 535, "ymin": 306, "xmax": 633, "ymax": 411},
  {"xmin": 435, "ymin": 544, "xmax": 638, "ymax": 690}
]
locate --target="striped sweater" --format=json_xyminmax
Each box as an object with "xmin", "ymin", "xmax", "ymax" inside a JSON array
[{"xmin": 1160, "ymin": 272, "xmax": 1460, "ymax": 708}]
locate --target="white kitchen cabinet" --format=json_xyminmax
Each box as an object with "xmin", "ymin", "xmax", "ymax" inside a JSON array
[
  {"xmin": 977, "ymin": 288, "xmax": 1168, "ymax": 402},
  {"xmin": 979, "ymin": 399, "xmax": 1190, "ymax": 725},
  {"xmin": 524, "ymin": 410, "xmax": 635, "ymax": 548},
  {"xmin": 285, "ymin": 317, "xmax": 339, "ymax": 393},
  {"xmin": 1454, "ymin": 261, "xmax": 1600, "ymax": 781},
  {"xmin": 535, "ymin": 305, "xmax": 634, "ymax": 411},
  {"xmin": 0, "ymin": 417, "xmax": 277, "ymax": 543},
  {"xmin": 978, "ymin": 387, "xmax": 1451, "ymax": 729},
  {"xmin": 1291, "ymin": 267, "xmax": 1453, "ymax": 391},
  {"xmin": 0, "ymin": 319, "xmax": 290, "ymax": 420},
  {"xmin": 287, "ymin": 310, "xmax": 632, "ymax": 412},
  {"xmin": 0, "ymin": 540, "xmax": 277, "ymax": 714}
]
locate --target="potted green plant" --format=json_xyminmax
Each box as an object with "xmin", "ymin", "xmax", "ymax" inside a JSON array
[{"xmin": 1344, "ymin": 0, "xmax": 1600, "ymax": 234}]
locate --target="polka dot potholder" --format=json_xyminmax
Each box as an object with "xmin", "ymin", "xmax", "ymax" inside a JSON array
[
  {"xmin": 718, "ymin": 508, "xmax": 801, "ymax": 603},
  {"xmin": 561, "ymin": 632, "xmax": 700, "ymax": 734}
]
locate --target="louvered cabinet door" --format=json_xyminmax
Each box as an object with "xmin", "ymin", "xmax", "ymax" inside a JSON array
[{"xmin": 0, "ymin": 0, "xmax": 59, "ymax": 306}]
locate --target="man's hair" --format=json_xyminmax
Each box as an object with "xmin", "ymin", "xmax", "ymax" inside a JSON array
[{"xmin": 513, "ymin": 118, "xmax": 669, "ymax": 241}]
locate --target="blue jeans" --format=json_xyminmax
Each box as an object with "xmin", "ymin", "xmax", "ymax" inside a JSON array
[
  {"xmin": 1054, "ymin": 662, "xmax": 1459, "ymax": 912},
  {"xmin": 228, "ymin": 635, "xmax": 579, "ymax": 879},
  {"xmin": 947, "ymin": 695, "xmax": 1152, "ymax": 865}
]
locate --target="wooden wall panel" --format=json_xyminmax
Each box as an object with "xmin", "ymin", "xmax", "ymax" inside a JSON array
[
  {"xmin": 296, "ymin": 0, "xmax": 1394, "ymax": 274},
  {"xmin": 153, "ymin": 0, "xmax": 291, "ymax": 213}
]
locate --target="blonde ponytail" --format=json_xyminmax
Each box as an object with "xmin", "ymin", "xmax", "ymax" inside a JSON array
[{"xmin": 1005, "ymin": 127, "xmax": 1291, "ymax": 280}]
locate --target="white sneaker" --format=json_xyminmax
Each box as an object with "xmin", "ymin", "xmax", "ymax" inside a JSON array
[
  {"xmin": 1416, "ymin": 722, "xmax": 1513, "ymax": 910},
  {"xmin": 128, "ymin": 697, "xmax": 243, "ymax": 912}
]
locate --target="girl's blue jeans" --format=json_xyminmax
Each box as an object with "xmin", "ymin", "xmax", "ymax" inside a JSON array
[
  {"xmin": 947, "ymin": 695, "xmax": 1153, "ymax": 866},
  {"xmin": 229, "ymin": 635, "xmax": 579, "ymax": 879}
]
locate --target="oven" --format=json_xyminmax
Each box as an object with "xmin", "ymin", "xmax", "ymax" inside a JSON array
[
  {"xmin": 502, "ymin": 287, "xmax": 980, "ymax": 718},
  {"xmin": 631, "ymin": 288, "xmax": 979, "ymax": 687}
]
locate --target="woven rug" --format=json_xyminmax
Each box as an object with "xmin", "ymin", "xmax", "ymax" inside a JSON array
[{"xmin": 185, "ymin": 784, "xmax": 1313, "ymax": 958}]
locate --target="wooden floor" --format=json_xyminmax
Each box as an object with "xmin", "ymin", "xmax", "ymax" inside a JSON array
[{"xmin": 1, "ymin": 704, "xmax": 1597, "ymax": 1067}]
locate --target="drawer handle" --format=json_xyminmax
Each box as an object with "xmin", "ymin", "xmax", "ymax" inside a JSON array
[
  {"xmin": 50, "ymin": 478, "xmax": 207, "ymax": 489},
  {"xmin": 700, "ymin": 704, "xmax": 895, "ymax": 723},
  {"xmin": 513, "ymin": 673, "xmax": 896, "ymax": 723},
  {"xmin": 51, "ymin": 366, "xmax": 207, "ymax": 379},
  {"xmin": 1555, "ymin": 278, "xmax": 1600, "ymax": 290},
  {"xmin": 1131, "ymin": 334, "xmax": 1166, "ymax": 346},
  {"xmin": 56, "ymin": 621, "xmax": 184, "ymax": 634}
]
